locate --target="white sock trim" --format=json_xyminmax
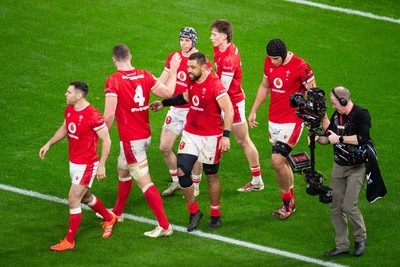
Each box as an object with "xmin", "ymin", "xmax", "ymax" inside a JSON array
[
  {"xmin": 70, "ymin": 207, "xmax": 82, "ymax": 214},
  {"xmin": 142, "ymin": 183, "xmax": 154, "ymax": 193},
  {"xmin": 87, "ymin": 195, "xmax": 97, "ymax": 207},
  {"xmin": 119, "ymin": 176, "xmax": 132, "ymax": 182}
]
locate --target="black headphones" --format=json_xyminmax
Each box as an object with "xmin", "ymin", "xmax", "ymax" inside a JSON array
[{"xmin": 331, "ymin": 88, "xmax": 348, "ymax": 106}]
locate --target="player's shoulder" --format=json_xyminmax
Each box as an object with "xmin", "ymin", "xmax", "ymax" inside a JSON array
[{"xmin": 288, "ymin": 52, "xmax": 308, "ymax": 66}]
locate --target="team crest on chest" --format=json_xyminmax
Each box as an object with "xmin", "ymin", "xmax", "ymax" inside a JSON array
[{"xmin": 286, "ymin": 70, "xmax": 290, "ymax": 80}]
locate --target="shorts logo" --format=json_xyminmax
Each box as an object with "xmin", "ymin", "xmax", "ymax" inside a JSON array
[
  {"xmin": 68, "ymin": 123, "xmax": 76, "ymax": 134},
  {"xmin": 179, "ymin": 141, "xmax": 185, "ymax": 150},
  {"xmin": 177, "ymin": 71, "xmax": 187, "ymax": 81},
  {"xmin": 273, "ymin": 78, "xmax": 283, "ymax": 89},
  {"xmin": 166, "ymin": 116, "xmax": 172, "ymax": 124}
]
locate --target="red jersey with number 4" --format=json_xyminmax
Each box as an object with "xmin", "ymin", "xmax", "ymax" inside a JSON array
[
  {"xmin": 184, "ymin": 71, "xmax": 228, "ymax": 136},
  {"xmin": 213, "ymin": 43, "xmax": 244, "ymax": 104},
  {"xmin": 164, "ymin": 50, "xmax": 212, "ymax": 108},
  {"xmin": 105, "ymin": 68, "xmax": 159, "ymax": 141},
  {"xmin": 264, "ymin": 52, "xmax": 314, "ymax": 124},
  {"xmin": 65, "ymin": 104, "xmax": 106, "ymax": 164}
]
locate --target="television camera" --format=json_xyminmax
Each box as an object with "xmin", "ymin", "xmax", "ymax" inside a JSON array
[{"xmin": 288, "ymin": 88, "xmax": 332, "ymax": 203}]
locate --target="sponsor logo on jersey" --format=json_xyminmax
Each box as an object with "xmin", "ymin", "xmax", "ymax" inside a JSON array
[
  {"xmin": 273, "ymin": 77, "xmax": 283, "ymax": 89},
  {"xmin": 122, "ymin": 74, "xmax": 144, "ymax": 80},
  {"xmin": 68, "ymin": 122, "xmax": 76, "ymax": 133},
  {"xmin": 190, "ymin": 95, "xmax": 204, "ymax": 111},
  {"xmin": 177, "ymin": 71, "xmax": 187, "ymax": 81},
  {"xmin": 67, "ymin": 123, "xmax": 79, "ymax": 140},
  {"xmin": 131, "ymin": 106, "xmax": 150, "ymax": 112}
]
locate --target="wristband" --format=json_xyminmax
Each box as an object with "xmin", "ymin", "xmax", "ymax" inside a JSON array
[
  {"xmin": 223, "ymin": 130, "xmax": 231, "ymax": 138},
  {"xmin": 339, "ymin": 136, "xmax": 344, "ymax": 143}
]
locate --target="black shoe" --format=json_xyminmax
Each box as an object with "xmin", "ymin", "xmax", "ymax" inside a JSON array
[
  {"xmin": 208, "ymin": 216, "xmax": 221, "ymax": 228},
  {"xmin": 187, "ymin": 211, "xmax": 203, "ymax": 232},
  {"xmin": 324, "ymin": 248, "xmax": 350, "ymax": 257},
  {"xmin": 353, "ymin": 240, "xmax": 366, "ymax": 257}
]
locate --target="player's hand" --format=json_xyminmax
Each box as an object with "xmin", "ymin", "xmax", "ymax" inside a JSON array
[
  {"xmin": 149, "ymin": 101, "xmax": 164, "ymax": 112},
  {"xmin": 39, "ymin": 143, "xmax": 50, "ymax": 160},
  {"xmin": 248, "ymin": 112, "xmax": 258, "ymax": 128},
  {"xmin": 96, "ymin": 165, "xmax": 106, "ymax": 180},
  {"xmin": 169, "ymin": 53, "xmax": 182, "ymax": 72},
  {"xmin": 219, "ymin": 136, "xmax": 230, "ymax": 153}
]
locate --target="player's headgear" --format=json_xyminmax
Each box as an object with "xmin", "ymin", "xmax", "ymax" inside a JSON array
[
  {"xmin": 266, "ymin": 39, "xmax": 287, "ymax": 61},
  {"xmin": 180, "ymin": 27, "xmax": 198, "ymax": 49}
]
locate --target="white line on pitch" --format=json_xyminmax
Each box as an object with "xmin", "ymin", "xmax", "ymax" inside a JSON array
[
  {"xmin": 0, "ymin": 183, "xmax": 346, "ymax": 267},
  {"xmin": 286, "ymin": 0, "xmax": 400, "ymax": 24}
]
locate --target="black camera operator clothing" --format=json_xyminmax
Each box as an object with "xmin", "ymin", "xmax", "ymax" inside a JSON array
[
  {"xmin": 327, "ymin": 105, "xmax": 371, "ymax": 166},
  {"xmin": 327, "ymin": 104, "xmax": 370, "ymax": 253}
]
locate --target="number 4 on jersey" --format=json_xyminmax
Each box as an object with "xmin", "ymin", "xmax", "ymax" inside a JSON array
[{"xmin": 134, "ymin": 85, "xmax": 145, "ymax": 106}]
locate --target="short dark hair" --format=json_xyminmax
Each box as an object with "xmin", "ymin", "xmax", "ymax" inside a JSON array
[
  {"xmin": 69, "ymin": 81, "xmax": 89, "ymax": 97},
  {"xmin": 211, "ymin": 19, "xmax": 233, "ymax": 43},
  {"xmin": 113, "ymin": 44, "xmax": 131, "ymax": 62},
  {"xmin": 188, "ymin": 52, "xmax": 206, "ymax": 66}
]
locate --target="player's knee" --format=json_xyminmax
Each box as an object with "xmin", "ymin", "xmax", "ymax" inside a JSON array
[
  {"xmin": 203, "ymin": 163, "xmax": 219, "ymax": 175},
  {"xmin": 159, "ymin": 143, "xmax": 172, "ymax": 155},
  {"xmin": 128, "ymin": 160, "xmax": 149, "ymax": 180},
  {"xmin": 178, "ymin": 173, "xmax": 192, "ymax": 188},
  {"xmin": 272, "ymin": 141, "xmax": 293, "ymax": 158},
  {"xmin": 177, "ymin": 154, "xmax": 197, "ymax": 188}
]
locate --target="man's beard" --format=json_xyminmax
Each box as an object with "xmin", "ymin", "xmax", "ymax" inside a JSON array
[{"xmin": 189, "ymin": 72, "xmax": 201, "ymax": 82}]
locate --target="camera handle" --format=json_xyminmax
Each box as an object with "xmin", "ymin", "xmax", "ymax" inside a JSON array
[{"xmin": 308, "ymin": 128, "xmax": 318, "ymax": 174}]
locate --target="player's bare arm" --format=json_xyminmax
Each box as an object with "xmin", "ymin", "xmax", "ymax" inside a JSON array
[
  {"xmin": 217, "ymin": 94, "xmax": 233, "ymax": 152},
  {"xmin": 95, "ymin": 126, "xmax": 111, "ymax": 180},
  {"xmin": 103, "ymin": 95, "xmax": 117, "ymax": 131},
  {"xmin": 153, "ymin": 53, "xmax": 182, "ymax": 98},
  {"xmin": 158, "ymin": 69, "xmax": 169, "ymax": 84},
  {"xmin": 39, "ymin": 121, "xmax": 67, "ymax": 160},
  {"xmin": 248, "ymin": 77, "xmax": 270, "ymax": 128}
]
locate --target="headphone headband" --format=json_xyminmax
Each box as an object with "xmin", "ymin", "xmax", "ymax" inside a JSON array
[{"xmin": 331, "ymin": 88, "xmax": 348, "ymax": 106}]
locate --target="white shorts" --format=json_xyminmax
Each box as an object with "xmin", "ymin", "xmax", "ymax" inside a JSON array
[
  {"xmin": 178, "ymin": 131, "xmax": 222, "ymax": 165},
  {"xmin": 268, "ymin": 121, "xmax": 304, "ymax": 146},
  {"xmin": 118, "ymin": 137, "xmax": 151, "ymax": 169},
  {"xmin": 163, "ymin": 107, "xmax": 189, "ymax": 135},
  {"xmin": 69, "ymin": 161, "xmax": 99, "ymax": 188},
  {"xmin": 222, "ymin": 99, "xmax": 246, "ymax": 125}
]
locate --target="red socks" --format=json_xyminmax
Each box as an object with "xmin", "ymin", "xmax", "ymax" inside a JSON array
[
  {"xmin": 187, "ymin": 201, "xmax": 199, "ymax": 215},
  {"xmin": 88, "ymin": 195, "xmax": 113, "ymax": 221},
  {"xmin": 65, "ymin": 209, "xmax": 82, "ymax": 243},
  {"xmin": 113, "ymin": 178, "xmax": 133, "ymax": 216},
  {"xmin": 143, "ymin": 184, "xmax": 169, "ymax": 229},
  {"xmin": 210, "ymin": 202, "xmax": 221, "ymax": 217}
]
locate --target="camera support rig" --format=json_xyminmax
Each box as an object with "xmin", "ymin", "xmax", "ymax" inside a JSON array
[{"xmin": 288, "ymin": 88, "xmax": 332, "ymax": 203}]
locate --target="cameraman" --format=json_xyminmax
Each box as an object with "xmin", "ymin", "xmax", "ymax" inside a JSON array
[{"xmin": 316, "ymin": 86, "xmax": 370, "ymax": 257}]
